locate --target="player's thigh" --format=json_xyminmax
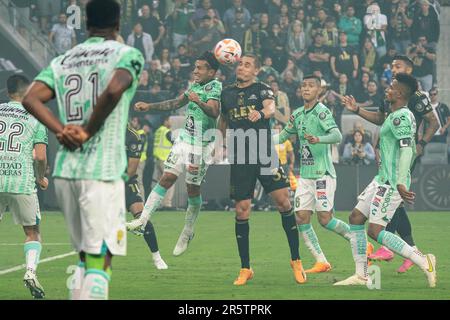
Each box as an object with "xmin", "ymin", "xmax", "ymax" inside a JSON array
[
  {"xmin": 125, "ymin": 175, "xmax": 143, "ymax": 210},
  {"xmin": 78, "ymin": 180, "xmax": 127, "ymax": 256},
  {"xmin": 230, "ymin": 164, "xmax": 258, "ymax": 201},
  {"xmin": 294, "ymin": 178, "xmax": 315, "ymax": 212},
  {"xmin": 1, "ymin": 193, "xmax": 41, "ymax": 227},
  {"xmin": 259, "ymin": 165, "xmax": 290, "ymax": 199},
  {"xmin": 54, "ymin": 178, "xmax": 82, "ymax": 251},
  {"xmin": 368, "ymin": 184, "xmax": 403, "ymax": 228},
  {"xmin": 355, "ymin": 179, "xmax": 378, "ymax": 219},
  {"xmin": 163, "ymin": 141, "xmax": 184, "ymax": 177},
  {"xmin": 314, "ymin": 175, "xmax": 336, "ymax": 212},
  {"xmin": 185, "ymin": 142, "xmax": 214, "ymax": 186}
]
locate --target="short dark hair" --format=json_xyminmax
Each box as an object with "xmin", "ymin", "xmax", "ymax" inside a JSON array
[
  {"xmin": 393, "ymin": 55, "xmax": 414, "ymax": 69},
  {"xmin": 86, "ymin": 0, "xmax": 120, "ymax": 30},
  {"xmin": 241, "ymin": 53, "xmax": 261, "ymax": 69},
  {"xmin": 7, "ymin": 74, "xmax": 30, "ymax": 95},
  {"xmin": 197, "ymin": 51, "xmax": 220, "ymax": 71},
  {"xmin": 395, "ymin": 73, "xmax": 418, "ymax": 98},
  {"xmin": 302, "ymin": 74, "xmax": 321, "ymax": 85}
]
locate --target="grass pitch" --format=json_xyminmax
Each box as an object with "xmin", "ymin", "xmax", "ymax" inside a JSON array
[{"xmin": 0, "ymin": 211, "xmax": 449, "ymax": 300}]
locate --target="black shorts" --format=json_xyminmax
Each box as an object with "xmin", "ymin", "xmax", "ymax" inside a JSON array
[
  {"xmin": 125, "ymin": 175, "xmax": 143, "ymax": 210},
  {"xmin": 230, "ymin": 164, "xmax": 289, "ymax": 201}
]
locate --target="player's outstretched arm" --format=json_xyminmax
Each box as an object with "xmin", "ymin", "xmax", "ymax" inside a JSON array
[
  {"xmin": 186, "ymin": 92, "xmax": 220, "ymax": 118},
  {"xmin": 342, "ymin": 95, "xmax": 385, "ymax": 125},
  {"xmin": 135, "ymin": 94, "xmax": 189, "ymax": 112}
]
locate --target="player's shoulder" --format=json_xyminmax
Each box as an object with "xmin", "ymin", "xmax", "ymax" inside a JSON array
[
  {"xmin": 127, "ymin": 124, "xmax": 143, "ymax": 142},
  {"xmin": 221, "ymin": 82, "xmax": 238, "ymax": 94},
  {"xmin": 408, "ymin": 90, "xmax": 431, "ymax": 113},
  {"xmin": 205, "ymin": 79, "xmax": 222, "ymax": 91},
  {"xmin": 391, "ymin": 108, "xmax": 414, "ymax": 126},
  {"xmin": 291, "ymin": 107, "xmax": 304, "ymax": 118},
  {"xmin": 315, "ymin": 102, "xmax": 333, "ymax": 116}
]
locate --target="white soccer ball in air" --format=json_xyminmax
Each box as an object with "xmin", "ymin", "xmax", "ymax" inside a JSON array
[{"xmin": 214, "ymin": 38, "xmax": 242, "ymax": 65}]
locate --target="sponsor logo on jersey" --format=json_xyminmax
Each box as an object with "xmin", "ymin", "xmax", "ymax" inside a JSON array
[
  {"xmin": 248, "ymin": 94, "xmax": 258, "ymax": 100},
  {"xmin": 185, "ymin": 115, "xmax": 195, "ymax": 135},
  {"xmin": 317, "ymin": 191, "xmax": 327, "ymax": 200},
  {"xmin": 301, "ymin": 145, "xmax": 314, "ymax": 166},
  {"xmin": 372, "ymin": 196, "xmax": 381, "ymax": 208},
  {"xmin": 376, "ymin": 186, "xmax": 387, "ymax": 197},
  {"xmin": 316, "ymin": 180, "xmax": 326, "ymax": 190}
]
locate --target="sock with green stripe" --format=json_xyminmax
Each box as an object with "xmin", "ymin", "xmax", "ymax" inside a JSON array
[
  {"xmin": 298, "ymin": 224, "xmax": 327, "ymax": 263},
  {"xmin": 24, "ymin": 241, "xmax": 41, "ymax": 274},
  {"xmin": 377, "ymin": 230, "xmax": 427, "ymax": 270},
  {"xmin": 184, "ymin": 195, "xmax": 202, "ymax": 234},
  {"xmin": 324, "ymin": 217, "xmax": 351, "ymax": 241},
  {"xmin": 280, "ymin": 209, "xmax": 300, "ymax": 261},
  {"xmin": 80, "ymin": 244, "xmax": 112, "ymax": 300},
  {"xmin": 141, "ymin": 183, "xmax": 167, "ymax": 222},
  {"xmin": 69, "ymin": 261, "xmax": 85, "ymax": 300},
  {"xmin": 349, "ymin": 224, "xmax": 368, "ymax": 278}
]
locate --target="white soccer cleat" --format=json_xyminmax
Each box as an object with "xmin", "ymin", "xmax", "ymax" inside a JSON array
[
  {"xmin": 173, "ymin": 229, "xmax": 194, "ymax": 256},
  {"xmin": 153, "ymin": 257, "xmax": 168, "ymax": 270},
  {"xmin": 23, "ymin": 270, "xmax": 45, "ymax": 299},
  {"xmin": 422, "ymin": 254, "xmax": 437, "ymax": 288},
  {"xmin": 333, "ymin": 274, "xmax": 369, "ymax": 286},
  {"xmin": 126, "ymin": 217, "xmax": 146, "ymax": 233}
]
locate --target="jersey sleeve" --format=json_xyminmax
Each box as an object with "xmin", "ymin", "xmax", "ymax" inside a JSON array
[
  {"xmin": 116, "ymin": 47, "xmax": 145, "ymax": 85},
  {"xmin": 259, "ymin": 83, "xmax": 275, "ymax": 101},
  {"xmin": 391, "ymin": 111, "xmax": 414, "ymax": 140},
  {"xmin": 33, "ymin": 122, "xmax": 48, "ymax": 145},
  {"xmin": 34, "ymin": 64, "xmax": 55, "ymax": 91},
  {"xmin": 126, "ymin": 130, "xmax": 144, "ymax": 159},
  {"xmin": 318, "ymin": 107, "xmax": 338, "ymax": 132},
  {"xmin": 205, "ymin": 81, "xmax": 222, "ymax": 101},
  {"xmin": 408, "ymin": 92, "xmax": 432, "ymax": 116}
]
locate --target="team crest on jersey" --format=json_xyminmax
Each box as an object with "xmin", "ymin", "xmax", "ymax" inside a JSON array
[
  {"xmin": 393, "ymin": 118, "xmax": 401, "ymax": 126},
  {"xmin": 130, "ymin": 144, "xmax": 137, "ymax": 151},
  {"xmin": 249, "ymin": 94, "xmax": 258, "ymax": 100},
  {"xmin": 319, "ymin": 112, "xmax": 326, "ymax": 120},
  {"xmin": 205, "ymin": 84, "xmax": 213, "ymax": 91},
  {"xmin": 316, "ymin": 180, "xmax": 326, "ymax": 190},
  {"xmin": 376, "ymin": 186, "xmax": 387, "ymax": 197}
]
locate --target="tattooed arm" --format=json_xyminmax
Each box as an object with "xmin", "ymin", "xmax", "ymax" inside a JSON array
[{"xmin": 135, "ymin": 93, "xmax": 189, "ymax": 112}]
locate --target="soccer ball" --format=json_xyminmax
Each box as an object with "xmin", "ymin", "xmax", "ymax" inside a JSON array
[{"xmin": 214, "ymin": 38, "xmax": 242, "ymax": 65}]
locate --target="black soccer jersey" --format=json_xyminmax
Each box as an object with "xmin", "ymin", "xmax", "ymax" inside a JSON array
[
  {"xmin": 221, "ymin": 82, "xmax": 275, "ymax": 164},
  {"xmin": 126, "ymin": 125, "xmax": 144, "ymax": 159}
]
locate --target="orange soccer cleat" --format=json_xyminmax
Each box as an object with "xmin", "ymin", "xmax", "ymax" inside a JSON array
[
  {"xmin": 233, "ymin": 268, "xmax": 254, "ymax": 286},
  {"xmin": 305, "ymin": 261, "xmax": 332, "ymax": 274},
  {"xmin": 290, "ymin": 260, "xmax": 307, "ymax": 283}
]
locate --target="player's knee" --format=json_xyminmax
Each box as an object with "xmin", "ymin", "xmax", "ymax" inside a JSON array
[
  {"xmin": 235, "ymin": 202, "xmax": 251, "ymax": 219},
  {"xmin": 159, "ymin": 173, "xmax": 177, "ymax": 188},
  {"xmin": 367, "ymin": 225, "xmax": 381, "ymax": 241},
  {"xmin": 317, "ymin": 211, "xmax": 332, "ymax": 226},
  {"xmin": 23, "ymin": 225, "xmax": 40, "ymax": 241},
  {"xmin": 349, "ymin": 209, "xmax": 365, "ymax": 225},
  {"xmin": 186, "ymin": 184, "xmax": 200, "ymax": 197},
  {"xmin": 295, "ymin": 211, "xmax": 311, "ymax": 225}
]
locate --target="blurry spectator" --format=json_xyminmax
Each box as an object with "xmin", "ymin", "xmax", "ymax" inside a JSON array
[
  {"xmin": 331, "ymin": 73, "xmax": 354, "ymax": 99},
  {"xmin": 355, "ymin": 71, "xmax": 371, "ymax": 95},
  {"xmin": 342, "ymin": 130, "xmax": 375, "ymax": 165},
  {"xmin": 290, "ymin": 85, "xmax": 304, "ymax": 109},
  {"xmin": 379, "ymin": 61, "xmax": 393, "ymax": 91},
  {"xmin": 268, "ymin": 0, "xmax": 282, "ymax": 21},
  {"xmin": 342, "ymin": 122, "xmax": 373, "ymax": 150},
  {"xmin": 168, "ymin": 57, "xmax": 188, "ymax": 84},
  {"xmin": 207, "ymin": 8, "xmax": 226, "ymax": 35},
  {"xmin": 338, "ymin": 4, "xmax": 363, "ymax": 48},
  {"xmin": 360, "ymin": 37, "xmax": 377, "ymax": 77},
  {"xmin": 259, "ymin": 13, "xmax": 271, "ymax": 34},
  {"xmin": 308, "ymin": 0, "xmax": 326, "ymax": 24},
  {"xmin": 280, "ymin": 70, "xmax": 299, "ymax": 103},
  {"xmin": 306, "ymin": 33, "xmax": 331, "ymax": 80},
  {"xmin": 137, "ymin": 4, "xmax": 165, "ymax": 55},
  {"xmin": 364, "ymin": 3, "xmax": 388, "ymax": 58},
  {"xmin": 271, "ymin": 80, "xmax": 290, "ymax": 125},
  {"xmin": 148, "ymin": 60, "xmax": 164, "ymax": 86},
  {"xmin": 280, "ymin": 58, "xmax": 303, "ymax": 83},
  {"xmin": 428, "ymin": 88, "xmax": 450, "ymax": 143},
  {"xmin": 191, "ymin": 15, "xmax": 221, "ymax": 55},
  {"xmin": 117, "ymin": 0, "xmax": 139, "ymax": 38},
  {"xmin": 267, "ymin": 23, "xmax": 287, "ymax": 72},
  {"xmin": 274, "ymin": 123, "xmax": 295, "ymax": 175},
  {"xmin": 138, "ymin": 69, "xmax": 151, "ymax": 91},
  {"xmin": 389, "ymin": 0, "xmax": 413, "ymax": 54},
  {"xmin": 9, "ymin": 0, "xmax": 33, "ymax": 33},
  {"xmin": 408, "ymin": 36, "xmax": 436, "ymax": 92},
  {"xmin": 279, "ymin": 14, "xmax": 290, "ymax": 36},
  {"xmin": 171, "ymin": 0, "xmax": 196, "ymax": 50},
  {"xmin": 49, "ymin": 13, "xmax": 76, "ymax": 55},
  {"xmin": 311, "ymin": 8, "xmax": 328, "ymax": 37},
  {"xmin": 127, "ymin": 22, "xmax": 154, "ymax": 63},
  {"xmin": 356, "ymin": 80, "xmax": 383, "ymax": 110},
  {"xmin": 223, "ymin": 0, "xmax": 251, "ymax": 31},
  {"xmin": 286, "ymin": 20, "xmax": 307, "ymax": 67},
  {"xmin": 192, "ymin": 0, "xmax": 220, "ymax": 27},
  {"xmin": 176, "ymin": 44, "xmax": 194, "ymax": 76},
  {"xmin": 259, "ymin": 57, "xmax": 280, "ymax": 82},
  {"xmin": 243, "ymin": 18, "xmax": 269, "ymax": 58},
  {"xmin": 159, "ymin": 48, "xmax": 171, "ymax": 74},
  {"xmin": 295, "ymin": 8, "xmax": 313, "ymax": 47},
  {"xmin": 149, "ymin": 82, "xmax": 171, "ymax": 102},
  {"xmin": 37, "ymin": 0, "xmax": 61, "ymax": 33},
  {"xmin": 330, "ymin": 32, "xmax": 359, "ymax": 82},
  {"xmin": 412, "ymin": 0, "xmax": 440, "ymax": 47},
  {"xmin": 162, "ymin": 73, "xmax": 178, "ymax": 97},
  {"xmin": 321, "ymin": 16, "xmax": 339, "ymax": 48},
  {"xmin": 226, "ymin": 7, "xmax": 248, "ymax": 44},
  {"xmin": 376, "ymin": 45, "xmax": 397, "ymax": 78}
]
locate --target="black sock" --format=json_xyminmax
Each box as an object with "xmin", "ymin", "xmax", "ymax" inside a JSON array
[
  {"xmin": 280, "ymin": 208, "xmax": 300, "ymax": 261},
  {"xmin": 385, "ymin": 209, "xmax": 400, "ymax": 233},
  {"xmin": 235, "ymin": 218, "xmax": 250, "ymax": 269},
  {"xmin": 144, "ymin": 222, "xmax": 159, "ymax": 253},
  {"xmin": 395, "ymin": 206, "xmax": 415, "ymax": 246}
]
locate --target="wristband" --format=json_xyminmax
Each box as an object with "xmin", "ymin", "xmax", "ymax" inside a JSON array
[
  {"xmin": 258, "ymin": 110, "xmax": 265, "ymax": 120},
  {"xmin": 418, "ymin": 140, "xmax": 427, "ymax": 148},
  {"xmin": 353, "ymin": 106, "xmax": 360, "ymax": 115}
]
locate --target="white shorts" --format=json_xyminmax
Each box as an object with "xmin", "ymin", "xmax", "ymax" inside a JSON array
[
  {"xmin": 54, "ymin": 179, "xmax": 127, "ymax": 256},
  {"xmin": 294, "ymin": 175, "xmax": 336, "ymax": 212},
  {"xmin": 164, "ymin": 139, "xmax": 214, "ymax": 186},
  {"xmin": 355, "ymin": 179, "xmax": 403, "ymax": 227},
  {"xmin": 0, "ymin": 193, "xmax": 41, "ymax": 226}
]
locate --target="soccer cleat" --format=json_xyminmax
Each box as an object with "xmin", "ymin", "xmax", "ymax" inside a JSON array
[
  {"xmin": 173, "ymin": 229, "xmax": 194, "ymax": 256},
  {"xmin": 422, "ymin": 254, "xmax": 436, "ymax": 288},
  {"xmin": 367, "ymin": 242, "xmax": 374, "ymax": 266},
  {"xmin": 397, "ymin": 259, "xmax": 414, "ymax": 273},
  {"xmin": 290, "ymin": 260, "xmax": 307, "ymax": 283},
  {"xmin": 333, "ymin": 274, "xmax": 368, "ymax": 286},
  {"xmin": 305, "ymin": 261, "xmax": 332, "ymax": 274},
  {"xmin": 23, "ymin": 270, "xmax": 45, "ymax": 299},
  {"xmin": 368, "ymin": 246, "xmax": 394, "ymax": 262},
  {"xmin": 233, "ymin": 268, "xmax": 254, "ymax": 286},
  {"xmin": 153, "ymin": 257, "xmax": 168, "ymax": 270},
  {"xmin": 126, "ymin": 218, "xmax": 146, "ymax": 233}
]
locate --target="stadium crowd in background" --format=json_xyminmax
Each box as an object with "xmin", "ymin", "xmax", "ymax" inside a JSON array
[{"xmin": 4, "ymin": 0, "xmax": 450, "ymax": 191}]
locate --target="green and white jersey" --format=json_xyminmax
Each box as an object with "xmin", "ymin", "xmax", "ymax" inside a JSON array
[
  {"xmin": 179, "ymin": 79, "xmax": 222, "ymax": 146},
  {"xmin": 0, "ymin": 101, "xmax": 48, "ymax": 194},
  {"xmin": 376, "ymin": 107, "xmax": 416, "ymax": 188},
  {"xmin": 34, "ymin": 37, "xmax": 144, "ymax": 181},
  {"xmin": 284, "ymin": 102, "xmax": 338, "ymax": 179}
]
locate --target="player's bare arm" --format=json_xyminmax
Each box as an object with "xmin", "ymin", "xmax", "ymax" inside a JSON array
[
  {"xmin": 135, "ymin": 94, "xmax": 188, "ymax": 112},
  {"xmin": 248, "ymin": 98, "xmax": 275, "ymax": 122},
  {"xmin": 33, "ymin": 143, "xmax": 48, "ymax": 190},
  {"xmin": 187, "ymin": 92, "xmax": 220, "ymax": 118},
  {"xmin": 417, "ymin": 111, "xmax": 440, "ymax": 155},
  {"xmin": 342, "ymin": 95, "xmax": 385, "ymax": 125},
  {"xmin": 127, "ymin": 157, "xmax": 140, "ymax": 178}
]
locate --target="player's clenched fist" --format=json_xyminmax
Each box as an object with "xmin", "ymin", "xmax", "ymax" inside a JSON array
[
  {"xmin": 135, "ymin": 101, "xmax": 150, "ymax": 111},
  {"xmin": 37, "ymin": 177, "xmax": 49, "ymax": 190}
]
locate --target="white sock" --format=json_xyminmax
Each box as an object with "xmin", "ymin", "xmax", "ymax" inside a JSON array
[
  {"xmin": 24, "ymin": 241, "xmax": 42, "ymax": 273},
  {"xmin": 184, "ymin": 196, "xmax": 202, "ymax": 233},
  {"xmin": 79, "ymin": 269, "xmax": 110, "ymax": 300},
  {"xmin": 298, "ymin": 224, "xmax": 328, "ymax": 263},
  {"xmin": 69, "ymin": 262, "xmax": 85, "ymax": 300},
  {"xmin": 350, "ymin": 225, "xmax": 368, "ymax": 278},
  {"xmin": 140, "ymin": 184, "xmax": 167, "ymax": 222}
]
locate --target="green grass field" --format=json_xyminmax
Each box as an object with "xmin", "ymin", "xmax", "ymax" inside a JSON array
[{"xmin": 0, "ymin": 211, "xmax": 449, "ymax": 300}]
